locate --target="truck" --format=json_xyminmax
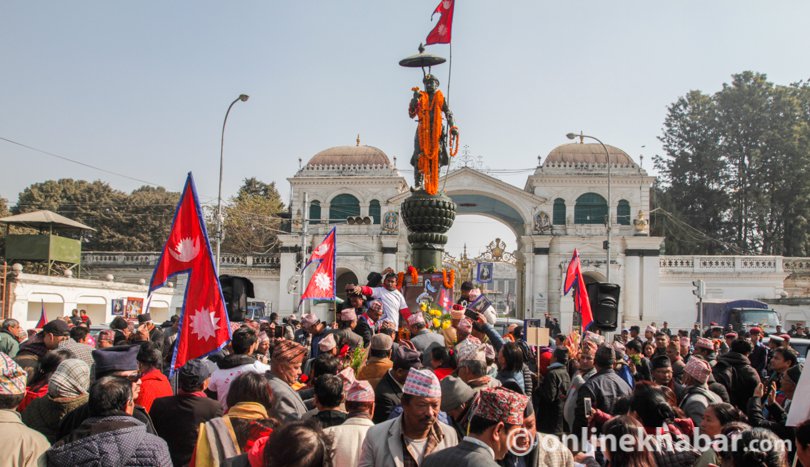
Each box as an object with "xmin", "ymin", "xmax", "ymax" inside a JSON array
[{"xmin": 699, "ymin": 299, "xmax": 781, "ymax": 334}]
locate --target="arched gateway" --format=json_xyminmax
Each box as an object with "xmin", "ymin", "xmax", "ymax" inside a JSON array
[{"xmin": 276, "ymin": 141, "xmax": 662, "ymax": 332}]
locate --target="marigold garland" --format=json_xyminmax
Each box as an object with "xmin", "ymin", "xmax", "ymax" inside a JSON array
[
  {"xmin": 442, "ymin": 268, "xmax": 455, "ymax": 289},
  {"xmin": 396, "ymin": 272, "xmax": 405, "ymax": 290},
  {"xmin": 413, "ymin": 88, "xmax": 446, "ymax": 195},
  {"xmin": 408, "ymin": 265, "xmax": 419, "ymax": 285}
]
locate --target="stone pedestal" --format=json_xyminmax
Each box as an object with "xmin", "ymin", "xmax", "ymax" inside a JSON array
[{"xmin": 401, "ymin": 190, "xmax": 456, "ymax": 271}]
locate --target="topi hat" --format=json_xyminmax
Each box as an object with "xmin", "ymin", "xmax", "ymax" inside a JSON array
[
  {"xmin": 408, "ymin": 314, "xmax": 426, "ymax": 327},
  {"xmin": 450, "ymin": 304, "xmax": 464, "ymax": 320},
  {"xmin": 137, "ymin": 313, "xmax": 153, "ymax": 324},
  {"xmin": 456, "ymin": 336, "xmax": 486, "ymax": 364},
  {"xmin": 318, "ymin": 333, "xmax": 336, "ymax": 352},
  {"xmin": 457, "ymin": 318, "xmax": 473, "ymax": 333},
  {"xmin": 272, "ymin": 340, "xmax": 307, "ymax": 362},
  {"xmin": 93, "ymin": 345, "xmax": 140, "ymax": 376},
  {"xmin": 346, "ymin": 380, "xmax": 375, "ymax": 402},
  {"xmin": 472, "ymin": 387, "xmax": 528, "ymax": 426},
  {"xmin": 300, "ymin": 313, "xmax": 319, "ymax": 331},
  {"xmin": 403, "ymin": 368, "xmax": 442, "ymax": 398},
  {"xmin": 340, "ymin": 308, "xmax": 357, "ymax": 322},
  {"xmin": 684, "ymin": 357, "xmax": 712, "ymax": 385},
  {"xmin": 370, "ymin": 333, "xmax": 393, "ymax": 351},
  {"xmin": 393, "ymin": 346, "xmax": 423, "ymax": 370},
  {"xmin": 696, "ymin": 337, "xmax": 715, "ymax": 351},
  {"xmin": 645, "ymin": 325, "xmax": 657, "ymax": 334},
  {"xmin": 0, "ymin": 352, "xmax": 27, "ymax": 395},
  {"xmin": 749, "ymin": 327, "xmax": 763, "ymax": 335}
]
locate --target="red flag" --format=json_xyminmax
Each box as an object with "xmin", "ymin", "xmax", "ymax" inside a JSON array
[
  {"xmin": 149, "ymin": 173, "xmax": 230, "ymax": 371},
  {"xmin": 301, "ymin": 227, "xmax": 336, "ymax": 301},
  {"xmin": 564, "ymin": 249, "xmax": 594, "ymax": 332},
  {"xmin": 35, "ymin": 300, "xmax": 47, "ymax": 328},
  {"xmin": 426, "ymin": 0, "xmax": 455, "ymax": 45},
  {"xmin": 438, "ymin": 286, "xmax": 452, "ymax": 310}
]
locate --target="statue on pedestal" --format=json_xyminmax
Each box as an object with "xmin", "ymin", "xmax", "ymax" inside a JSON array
[{"xmin": 409, "ymin": 74, "xmax": 458, "ymax": 194}]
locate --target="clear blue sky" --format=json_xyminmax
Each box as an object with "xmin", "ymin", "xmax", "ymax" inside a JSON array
[{"xmin": 2, "ymin": 1, "xmax": 809, "ymax": 255}]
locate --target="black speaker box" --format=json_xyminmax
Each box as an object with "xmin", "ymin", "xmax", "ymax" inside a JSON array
[
  {"xmin": 586, "ymin": 282, "xmax": 620, "ymax": 331},
  {"xmin": 219, "ymin": 275, "xmax": 255, "ymax": 322}
]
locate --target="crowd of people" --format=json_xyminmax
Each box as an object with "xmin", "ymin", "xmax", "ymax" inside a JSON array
[{"xmin": 1, "ymin": 273, "xmax": 810, "ymax": 467}]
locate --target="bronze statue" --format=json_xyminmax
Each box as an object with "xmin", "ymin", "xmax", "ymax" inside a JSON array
[{"xmin": 408, "ymin": 74, "xmax": 458, "ymax": 194}]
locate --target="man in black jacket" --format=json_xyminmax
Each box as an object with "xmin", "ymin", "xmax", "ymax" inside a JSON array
[
  {"xmin": 150, "ymin": 360, "xmax": 222, "ymax": 467},
  {"xmin": 535, "ymin": 347, "xmax": 571, "ymax": 436},
  {"xmin": 573, "ymin": 345, "xmax": 632, "ymax": 439},
  {"xmin": 713, "ymin": 338, "xmax": 761, "ymax": 410},
  {"xmin": 372, "ymin": 345, "xmax": 422, "ymax": 423}
]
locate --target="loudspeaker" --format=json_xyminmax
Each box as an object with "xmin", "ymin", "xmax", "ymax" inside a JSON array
[
  {"xmin": 219, "ymin": 275, "xmax": 255, "ymax": 322},
  {"xmin": 586, "ymin": 282, "xmax": 620, "ymax": 331}
]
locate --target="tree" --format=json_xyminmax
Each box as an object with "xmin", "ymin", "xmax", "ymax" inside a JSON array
[
  {"xmin": 655, "ymin": 90, "xmax": 730, "ymax": 254},
  {"xmin": 221, "ymin": 178, "xmax": 285, "ymax": 254},
  {"xmin": 655, "ymin": 72, "xmax": 810, "ymax": 256},
  {"xmin": 13, "ymin": 179, "xmax": 179, "ymax": 251}
]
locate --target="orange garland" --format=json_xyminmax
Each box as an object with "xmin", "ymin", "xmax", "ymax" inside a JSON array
[
  {"xmin": 396, "ymin": 272, "xmax": 405, "ymax": 290},
  {"xmin": 408, "ymin": 266, "xmax": 419, "ymax": 285},
  {"xmin": 449, "ymin": 127, "xmax": 460, "ymax": 157},
  {"xmin": 414, "ymin": 89, "xmax": 446, "ymax": 195},
  {"xmin": 442, "ymin": 268, "xmax": 455, "ymax": 289}
]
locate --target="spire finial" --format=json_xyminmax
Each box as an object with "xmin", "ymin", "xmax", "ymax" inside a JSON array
[{"xmin": 356, "ymin": 134, "xmax": 360, "ymax": 146}]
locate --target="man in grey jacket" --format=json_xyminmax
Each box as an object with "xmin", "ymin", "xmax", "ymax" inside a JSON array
[
  {"xmin": 408, "ymin": 314, "xmax": 445, "ymax": 366},
  {"xmin": 46, "ymin": 376, "xmax": 171, "ymax": 466},
  {"xmin": 266, "ymin": 340, "xmax": 308, "ymax": 421}
]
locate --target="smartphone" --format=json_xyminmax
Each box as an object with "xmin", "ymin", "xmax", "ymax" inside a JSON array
[
  {"xmin": 584, "ymin": 397, "xmax": 593, "ymax": 418},
  {"xmin": 464, "ymin": 309, "xmax": 480, "ymax": 321}
]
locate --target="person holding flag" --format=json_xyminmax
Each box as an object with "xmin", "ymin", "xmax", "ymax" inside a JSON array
[
  {"xmin": 563, "ymin": 249, "xmax": 594, "ymax": 332},
  {"xmin": 148, "ymin": 173, "xmax": 231, "ymax": 373},
  {"xmin": 300, "ymin": 227, "xmax": 337, "ymax": 303}
]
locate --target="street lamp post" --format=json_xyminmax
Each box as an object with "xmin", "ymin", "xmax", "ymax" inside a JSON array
[
  {"xmin": 566, "ymin": 132, "xmax": 612, "ymax": 283},
  {"xmin": 216, "ymin": 94, "xmax": 249, "ymax": 273}
]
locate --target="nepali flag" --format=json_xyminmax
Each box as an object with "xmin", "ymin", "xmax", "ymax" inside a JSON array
[
  {"xmin": 438, "ymin": 286, "xmax": 453, "ymax": 310},
  {"xmin": 301, "ymin": 227, "xmax": 336, "ymax": 301},
  {"xmin": 426, "ymin": 0, "xmax": 455, "ymax": 45},
  {"xmin": 149, "ymin": 173, "xmax": 230, "ymax": 372},
  {"xmin": 35, "ymin": 300, "xmax": 47, "ymax": 329},
  {"xmin": 564, "ymin": 249, "xmax": 594, "ymax": 332}
]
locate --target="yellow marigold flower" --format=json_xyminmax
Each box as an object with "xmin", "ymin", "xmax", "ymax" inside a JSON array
[
  {"xmin": 442, "ymin": 320, "xmax": 451, "ymax": 329},
  {"xmin": 432, "ymin": 318, "xmax": 441, "ymax": 329}
]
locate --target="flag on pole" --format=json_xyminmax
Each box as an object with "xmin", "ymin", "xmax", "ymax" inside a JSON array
[
  {"xmin": 564, "ymin": 249, "xmax": 594, "ymax": 332},
  {"xmin": 149, "ymin": 173, "xmax": 230, "ymax": 372},
  {"xmin": 35, "ymin": 300, "xmax": 47, "ymax": 328},
  {"xmin": 438, "ymin": 286, "xmax": 453, "ymax": 310},
  {"xmin": 425, "ymin": 0, "xmax": 455, "ymax": 45},
  {"xmin": 301, "ymin": 227, "xmax": 336, "ymax": 301}
]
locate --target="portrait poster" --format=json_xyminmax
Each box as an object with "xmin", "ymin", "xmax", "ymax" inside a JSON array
[
  {"xmin": 111, "ymin": 298, "xmax": 125, "ymax": 316},
  {"xmin": 125, "ymin": 297, "xmax": 144, "ymax": 319},
  {"xmin": 403, "ymin": 272, "xmax": 445, "ymax": 317},
  {"xmin": 477, "ymin": 262, "xmax": 493, "ymax": 283}
]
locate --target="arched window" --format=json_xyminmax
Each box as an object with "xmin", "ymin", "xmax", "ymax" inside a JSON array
[
  {"xmin": 553, "ymin": 198, "xmax": 566, "ymax": 225},
  {"xmin": 308, "ymin": 200, "xmax": 321, "ymax": 225},
  {"xmin": 574, "ymin": 193, "xmax": 608, "ymax": 225},
  {"xmin": 329, "ymin": 194, "xmax": 360, "ymax": 222},
  {"xmin": 369, "ymin": 200, "xmax": 381, "ymax": 225},
  {"xmin": 617, "ymin": 200, "xmax": 631, "ymax": 225}
]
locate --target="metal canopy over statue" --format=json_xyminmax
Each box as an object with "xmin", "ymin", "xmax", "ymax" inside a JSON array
[{"xmin": 399, "ymin": 45, "xmax": 459, "ymax": 272}]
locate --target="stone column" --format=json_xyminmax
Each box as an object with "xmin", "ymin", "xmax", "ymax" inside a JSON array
[
  {"xmin": 381, "ymin": 236, "xmax": 399, "ymax": 271},
  {"xmin": 623, "ymin": 252, "xmax": 640, "ymax": 325},
  {"xmin": 531, "ymin": 236, "xmax": 552, "ymax": 320},
  {"xmin": 277, "ymin": 234, "xmax": 301, "ymax": 313},
  {"xmin": 624, "ymin": 236, "xmax": 664, "ymax": 323}
]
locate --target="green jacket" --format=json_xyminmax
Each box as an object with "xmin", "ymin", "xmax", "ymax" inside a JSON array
[{"xmin": 0, "ymin": 330, "xmax": 19, "ymax": 357}]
